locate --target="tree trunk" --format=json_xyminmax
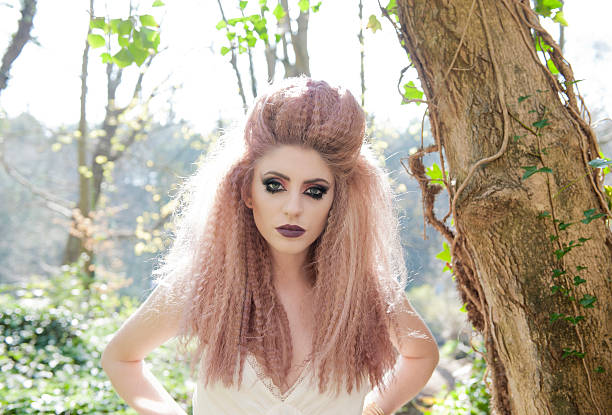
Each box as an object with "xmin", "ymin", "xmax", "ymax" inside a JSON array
[
  {"xmin": 63, "ymin": 0, "xmax": 94, "ymax": 280},
  {"xmin": 396, "ymin": 0, "xmax": 612, "ymax": 414}
]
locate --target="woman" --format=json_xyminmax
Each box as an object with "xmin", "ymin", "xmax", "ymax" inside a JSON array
[{"xmin": 101, "ymin": 77, "xmax": 439, "ymax": 415}]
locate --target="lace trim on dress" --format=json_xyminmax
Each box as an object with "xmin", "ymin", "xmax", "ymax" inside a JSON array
[{"xmin": 246, "ymin": 354, "xmax": 312, "ymax": 402}]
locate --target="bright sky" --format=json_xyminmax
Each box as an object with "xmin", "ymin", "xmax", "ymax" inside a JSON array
[{"xmin": 0, "ymin": 1, "xmax": 610, "ymax": 134}]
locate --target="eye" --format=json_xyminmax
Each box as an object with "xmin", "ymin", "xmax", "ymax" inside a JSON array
[
  {"xmin": 263, "ymin": 179, "xmax": 328, "ymax": 200},
  {"xmin": 264, "ymin": 179, "xmax": 284, "ymax": 193},
  {"xmin": 305, "ymin": 186, "xmax": 328, "ymax": 200}
]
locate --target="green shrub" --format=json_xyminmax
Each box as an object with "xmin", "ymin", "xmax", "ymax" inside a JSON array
[{"xmin": 0, "ymin": 264, "xmax": 193, "ymax": 414}]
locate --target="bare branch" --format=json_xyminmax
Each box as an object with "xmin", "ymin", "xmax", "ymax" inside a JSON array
[{"xmin": 0, "ymin": 0, "xmax": 37, "ymax": 97}]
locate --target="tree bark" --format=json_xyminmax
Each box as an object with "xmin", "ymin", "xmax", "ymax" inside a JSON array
[
  {"xmin": 0, "ymin": 0, "xmax": 37, "ymax": 98},
  {"xmin": 396, "ymin": 0, "xmax": 612, "ymax": 414}
]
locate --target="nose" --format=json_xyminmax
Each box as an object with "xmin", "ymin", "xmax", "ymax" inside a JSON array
[{"xmin": 282, "ymin": 189, "xmax": 303, "ymax": 217}]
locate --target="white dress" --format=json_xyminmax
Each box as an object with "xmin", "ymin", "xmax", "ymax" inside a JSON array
[{"xmin": 192, "ymin": 353, "xmax": 372, "ymax": 415}]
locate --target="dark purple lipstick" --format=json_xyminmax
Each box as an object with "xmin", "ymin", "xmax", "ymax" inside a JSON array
[{"xmin": 276, "ymin": 224, "xmax": 305, "ymax": 238}]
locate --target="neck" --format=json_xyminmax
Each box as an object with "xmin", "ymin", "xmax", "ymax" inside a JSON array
[{"xmin": 269, "ymin": 247, "xmax": 314, "ymax": 291}]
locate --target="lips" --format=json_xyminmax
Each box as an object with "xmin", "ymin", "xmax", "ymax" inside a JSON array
[
  {"xmin": 276, "ymin": 224, "xmax": 305, "ymax": 238},
  {"xmin": 277, "ymin": 224, "xmax": 305, "ymax": 231}
]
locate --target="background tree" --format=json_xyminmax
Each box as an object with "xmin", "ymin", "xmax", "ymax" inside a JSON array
[
  {"xmin": 0, "ymin": 0, "xmax": 37, "ymax": 99},
  {"xmin": 388, "ymin": 0, "xmax": 611, "ymax": 413}
]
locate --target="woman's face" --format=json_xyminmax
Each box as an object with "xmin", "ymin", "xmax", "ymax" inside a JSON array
[{"xmin": 245, "ymin": 145, "xmax": 335, "ymax": 257}]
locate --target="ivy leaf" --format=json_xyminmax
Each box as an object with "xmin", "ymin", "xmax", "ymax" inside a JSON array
[
  {"xmin": 117, "ymin": 19, "xmax": 133, "ymax": 36},
  {"xmin": 581, "ymin": 209, "xmax": 605, "ymax": 224},
  {"xmin": 521, "ymin": 166, "xmax": 552, "ymax": 180},
  {"xmin": 152, "ymin": 0, "xmax": 165, "ymax": 6},
  {"xmin": 549, "ymin": 312, "xmax": 564, "ymax": 322},
  {"xmin": 576, "ymin": 265, "xmax": 587, "ymax": 272},
  {"xmin": 532, "ymin": 118, "xmax": 550, "ymax": 129},
  {"xmin": 562, "ymin": 348, "xmax": 585, "ymax": 359},
  {"xmin": 558, "ymin": 221, "xmax": 572, "ymax": 231},
  {"xmin": 216, "ymin": 20, "xmax": 227, "ymax": 30},
  {"xmin": 311, "ymin": 1, "xmax": 321, "ymax": 12},
  {"xmin": 366, "ymin": 15, "xmax": 382, "ymax": 33},
  {"xmin": 118, "ymin": 35, "xmax": 129, "ymax": 48},
  {"xmin": 564, "ymin": 315, "xmax": 584, "ymax": 325},
  {"xmin": 297, "ymin": 0, "xmax": 309, "ymax": 13},
  {"xmin": 221, "ymin": 46, "xmax": 231, "ymax": 56},
  {"xmin": 573, "ymin": 276, "xmax": 586, "ymax": 286},
  {"xmin": 552, "ymin": 269, "xmax": 566, "ymax": 278},
  {"xmin": 537, "ymin": 211, "xmax": 551, "ymax": 219},
  {"xmin": 518, "ymin": 95, "xmax": 531, "ymax": 103},
  {"xmin": 239, "ymin": 1, "xmax": 248, "ymax": 10},
  {"xmin": 546, "ymin": 59, "xmax": 559, "ymax": 75},
  {"xmin": 579, "ymin": 294, "xmax": 597, "ymax": 308},
  {"xmin": 587, "ymin": 158, "xmax": 612, "ymax": 168},
  {"xmin": 595, "ymin": 366, "xmax": 605, "ymax": 373},
  {"xmin": 87, "ymin": 34, "xmax": 106, "ymax": 48},
  {"xmin": 402, "ymin": 81, "xmax": 424, "ymax": 105},
  {"xmin": 426, "ymin": 162, "xmax": 446, "ymax": 187},
  {"xmin": 435, "ymin": 242, "xmax": 451, "ymax": 263}
]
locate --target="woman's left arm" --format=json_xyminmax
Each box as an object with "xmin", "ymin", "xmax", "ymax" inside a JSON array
[{"xmin": 364, "ymin": 296, "xmax": 440, "ymax": 415}]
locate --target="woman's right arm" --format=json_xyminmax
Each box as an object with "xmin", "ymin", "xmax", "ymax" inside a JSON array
[{"xmin": 100, "ymin": 283, "xmax": 188, "ymax": 415}]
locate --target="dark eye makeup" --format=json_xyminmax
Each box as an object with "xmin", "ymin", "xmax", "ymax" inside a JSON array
[{"xmin": 262, "ymin": 178, "xmax": 329, "ymax": 200}]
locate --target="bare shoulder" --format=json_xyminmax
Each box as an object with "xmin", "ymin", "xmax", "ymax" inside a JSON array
[
  {"xmin": 101, "ymin": 282, "xmax": 186, "ymax": 364},
  {"xmin": 385, "ymin": 293, "xmax": 439, "ymax": 359}
]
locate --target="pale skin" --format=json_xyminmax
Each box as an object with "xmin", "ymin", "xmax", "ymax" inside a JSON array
[{"xmin": 101, "ymin": 145, "xmax": 439, "ymax": 415}]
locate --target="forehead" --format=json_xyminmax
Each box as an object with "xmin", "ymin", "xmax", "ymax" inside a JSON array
[{"xmin": 255, "ymin": 145, "xmax": 333, "ymax": 181}]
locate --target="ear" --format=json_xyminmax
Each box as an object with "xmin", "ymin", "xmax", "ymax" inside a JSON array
[{"xmin": 242, "ymin": 186, "xmax": 253, "ymax": 209}]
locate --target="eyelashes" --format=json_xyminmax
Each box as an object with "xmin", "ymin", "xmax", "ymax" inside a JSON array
[{"xmin": 263, "ymin": 179, "xmax": 329, "ymax": 200}]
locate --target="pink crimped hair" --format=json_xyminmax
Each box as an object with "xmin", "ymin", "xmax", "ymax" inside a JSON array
[{"xmin": 153, "ymin": 76, "xmax": 409, "ymax": 396}]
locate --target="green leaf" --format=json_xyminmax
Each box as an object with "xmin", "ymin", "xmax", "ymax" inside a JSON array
[
  {"xmin": 245, "ymin": 32, "xmax": 257, "ymax": 47},
  {"xmin": 546, "ymin": 59, "xmax": 559, "ymax": 75},
  {"xmin": 552, "ymin": 269, "xmax": 566, "ymax": 278},
  {"xmin": 100, "ymin": 52, "xmax": 112, "ymax": 64},
  {"xmin": 561, "ymin": 348, "xmax": 585, "ymax": 359},
  {"xmin": 435, "ymin": 242, "xmax": 451, "ymax": 263},
  {"xmin": 588, "ymin": 158, "xmax": 612, "ymax": 168},
  {"xmin": 275, "ymin": 33, "xmax": 282, "ymax": 43},
  {"xmin": 118, "ymin": 19, "xmax": 133, "ymax": 36},
  {"xmin": 426, "ymin": 162, "xmax": 445, "ymax": 186},
  {"xmin": 402, "ymin": 81, "xmax": 424, "ymax": 104},
  {"xmin": 459, "ymin": 303, "xmax": 467, "ymax": 313},
  {"xmin": 367, "ymin": 15, "xmax": 382, "ymax": 33},
  {"xmin": 579, "ymin": 294, "xmax": 597, "ymax": 308},
  {"xmin": 311, "ymin": 1, "xmax": 322, "ymax": 12},
  {"xmin": 581, "ymin": 209, "xmax": 605, "ymax": 224},
  {"xmin": 221, "ymin": 46, "xmax": 231, "ymax": 56},
  {"xmin": 112, "ymin": 48, "xmax": 134, "ymax": 68},
  {"xmin": 152, "ymin": 0, "xmax": 165, "ymax": 6},
  {"xmin": 298, "ymin": 0, "xmax": 309, "ymax": 13},
  {"xmin": 128, "ymin": 43, "xmax": 148, "ymax": 66},
  {"xmin": 553, "ymin": 10, "xmax": 568, "ymax": 26},
  {"xmin": 564, "ymin": 315, "xmax": 585, "ymax": 325},
  {"xmin": 518, "ymin": 95, "xmax": 531, "ymax": 103},
  {"xmin": 139, "ymin": 14, "xmax": 158, "ymax": 27},
  {"xmin": 532, "ymin": 118, "xmax": 550, "ymax": 129},
  {"xmin": 273, "ymin": 3, "xmax": 286, "ymax": 21},
  {"xmin": 595, "ymin": 366, "xmax": 605, "ymax": 373},
  {"xmin": 573, "ymin": 276, "xmax": 586, "ymax": 286},
  {"xmin": 577, "ymin": 237, "xmax": 591, "ymax": 243},
  {"xmin": 140, "ymin": 27, "xmax": 160, "ymax": 49},
  {"xmin": 576, "ymin": 265, "xmax": 587, "ymax": 272},
  {"xmin": 216, "ymin": 20, "xmax": 227, "ymax": 30},
  {"xmin": 118, "ymin": 35, "xmax": 129, "ymax": 48},
  {"xmin": 537, "ymin": 211, "xmax": 551, "ymax": 219},
  {"xmin": 386, "ymin": 0, "xmax": 397, "ymax": 12},
  {"xmin": 227, "ymin": 32, "xmax": 236, "ymax": 41},
  {"xmin": 227, "ymin": 17, "xmax": 246, "ymax": 26},
  {"xmin": 87, "ymin": 34, "xmax": 106, "ymax": 48},
  {"xmin": 558, "ymin": 221, "xmax": 572, "ymax": 231},
  {"xmin": 542, "ymin": 0, "xmax": 562, "ymax": 10},
  {"xmin": 90, "ymin": 17, "xmax": 106, "ymax": 30},
  {"xmin": 521, "ymin": 166, "xmax": 552, "ymax": 180},
  {"xmin": 549, "ymin": 234, "xmax": 558, "ymax": 242},
  {"xmin": 549, "ymin": 312, "xmax": 564, "ymax": 322},
  {"xmin": 513, "ymin": 134, "xmax": 526, "ymax": 142},
  {"xmin": 239, "ymin": 1, "xmax": 248, "ymax": 10}
]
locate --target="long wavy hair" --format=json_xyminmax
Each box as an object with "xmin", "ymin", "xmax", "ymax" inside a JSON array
[{"xmin": 153, "ymin": 76, "xmax": 409, "ymax": 396}]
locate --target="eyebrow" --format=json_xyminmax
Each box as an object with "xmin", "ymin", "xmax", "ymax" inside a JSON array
[{"xmin": 262, "ymin": 170, "xmax": 331, "ymax": 186}]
